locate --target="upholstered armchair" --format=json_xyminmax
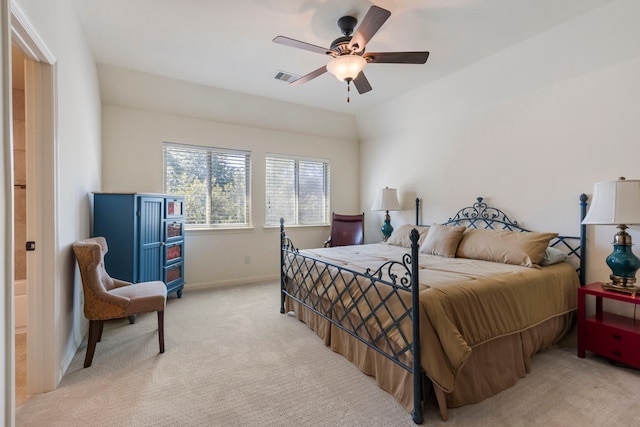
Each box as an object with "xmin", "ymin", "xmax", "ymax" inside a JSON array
[
  {"xmin": 72, "ymin": 237, "xmax": 167, "ymax": 368},
  {"xmin": 324, "ymin": 212, "xmax": 365, "ymax": 247}
]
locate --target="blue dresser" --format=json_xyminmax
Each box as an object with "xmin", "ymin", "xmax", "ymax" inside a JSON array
[{"xmin": 92, "ymin": 193, "xmax": 185, "ymax": 297}]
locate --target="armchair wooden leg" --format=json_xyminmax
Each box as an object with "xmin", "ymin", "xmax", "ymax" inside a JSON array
[
  {"xmin": 84, "ymin": 320, "xmax": 102, "ymax": 368},
  {"xmin": 157, "ymin": 310, "xmax": 165, "ymax": 353},
  {"xmin": 97, "ymin": 320, "xmax": 104, "ymax": 342}
]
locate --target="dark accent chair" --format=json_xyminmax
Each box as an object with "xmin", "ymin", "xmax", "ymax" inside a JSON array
[
  {"xmin": 72, "ymin": 237, "xmax": 167, "ymax": 367},
  {"xmin": 324, "ymin": 212, "xmax": 365, "ymax": 247}
]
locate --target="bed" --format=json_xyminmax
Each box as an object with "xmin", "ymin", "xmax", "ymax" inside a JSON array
[{"xmin": 279, "ymin": 195, "xmax": 588, "ymax": 424}]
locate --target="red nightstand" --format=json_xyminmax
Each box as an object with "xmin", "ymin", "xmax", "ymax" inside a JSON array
[{"xmin": 578, "ymin": 282, "xmax": 640, "ymax": 368}]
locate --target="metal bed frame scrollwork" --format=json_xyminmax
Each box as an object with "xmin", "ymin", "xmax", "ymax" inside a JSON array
[
  {"xmin": 434, "ymin": 194, "xmax": 589, "ymax": 285},
  {"xmin": 280, "ymin": 194, "xmax": 588, "ymax": 424}
]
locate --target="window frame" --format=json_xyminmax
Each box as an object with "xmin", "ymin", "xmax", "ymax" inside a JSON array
[
  {"xmin": 163, "ymin": 142, "xmax": 251, "ymax": 229},
  {"xmin": 265, "ymin": 153, "xmax": 330, "ymax": 227}
]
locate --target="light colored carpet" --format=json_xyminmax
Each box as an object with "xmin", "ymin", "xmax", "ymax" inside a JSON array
[
  {"xmin": 16, "ymin": 281, "xmax": 640, "ymax": 426},
  {"xmin": 15, "ymin": 332, "xmax": 28, "ymax": 407}
]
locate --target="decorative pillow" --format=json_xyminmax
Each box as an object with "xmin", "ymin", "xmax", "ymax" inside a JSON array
[
  {"xmin": 456, "ymin": 228, "xmax": 558, "ymax": 268},
  {"xmin": 386, "ymin": 224, "xmax": 430, "ymax": 247},
  {"xmin": 540, "ymin": 246, "xmax": 568, "ymax": 266},
  {"xmin": 419, "ymin": 224, "xmax": 467, "ymax": 258}
]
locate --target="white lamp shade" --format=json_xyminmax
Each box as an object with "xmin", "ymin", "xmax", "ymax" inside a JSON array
[
  {"xmin": 371, "ymin": 187, "xmax": 401, "ymax": 211},
  {"xmin": 326, "ymin": 55, "xmax": 367, "ymax": 82},
  {"xmin": 582, "ymin": 179, "xmax": 640, "ymax": 225}
]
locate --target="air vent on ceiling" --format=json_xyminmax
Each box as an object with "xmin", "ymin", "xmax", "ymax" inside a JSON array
[{"xmin": 274, "ymin": 70, "xmax": 300, "ymax": 84}]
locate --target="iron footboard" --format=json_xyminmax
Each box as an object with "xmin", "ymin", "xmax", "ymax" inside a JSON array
[{"xmin": 280, "ymin": 220, "xmax": 424, "ymax": 424}]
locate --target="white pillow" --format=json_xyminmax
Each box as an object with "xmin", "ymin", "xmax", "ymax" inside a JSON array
[{"xmin": 540, "ymin": 247, "xmax": 568, "ymax": 266}]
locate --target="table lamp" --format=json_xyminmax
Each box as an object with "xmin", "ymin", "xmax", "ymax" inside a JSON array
[
  {"xmin": 371, "ymin": 187, "xmax": 401, "ymax": 241},
  {"xmin": 582, "ymin": 177, "xmax": 640, "ymax": 293}
]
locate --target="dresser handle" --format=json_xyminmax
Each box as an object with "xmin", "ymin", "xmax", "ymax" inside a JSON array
[
  {"xmin": 612, "ymin": 350, "xmax": 622, "ymax": 357},
  {"xmin": 612, "ymin": 334, "xmax": 622, "ymax": 340}
]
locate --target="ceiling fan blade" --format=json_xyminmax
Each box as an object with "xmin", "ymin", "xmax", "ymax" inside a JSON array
[
  {"xmin": 363, "ymin": 51, "xmax": 430, "ymax": 64},
  {"xmin": 273, "ymin": 36, "xmax": 333, "ymax": 56},
  {"xmin": 290, "ymin": 66, "xmax": 328, "ymax": 87},
  {"xmin": 348, "ymin": 6, "xmax": 391, "ymax": 52},
  {"xmin": 352, "ymin": 72, "xmax": 372, "ymax": 94}
]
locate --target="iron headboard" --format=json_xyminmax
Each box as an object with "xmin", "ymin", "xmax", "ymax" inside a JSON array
[{"xmin": 414, "ymin": 194, "xmax": 588, "ymax": 285}]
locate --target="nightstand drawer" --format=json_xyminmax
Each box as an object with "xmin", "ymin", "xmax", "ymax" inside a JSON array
[
  {"xmin": 584, "ymin": 335, "xmax": 640, "ymax": 367},
  {"xmin": 586, "ymin": 318, "xmax": 640, "ymax": 351}
]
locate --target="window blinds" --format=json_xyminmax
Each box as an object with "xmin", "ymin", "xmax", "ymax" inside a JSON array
[{"xmin": 265, "ymin": 155, "xmax": 329, "ymax": 226}]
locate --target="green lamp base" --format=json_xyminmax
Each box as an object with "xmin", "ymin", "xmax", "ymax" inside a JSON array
[
  {"xmin": 381, "ymin": 211, "xmax": 393, "ymax": 241},
  {"xmin": 606, "ymin": 242, "xmax": 640, "ymax": 287}
]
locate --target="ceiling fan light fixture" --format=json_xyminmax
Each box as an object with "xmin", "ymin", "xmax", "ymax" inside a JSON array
[{"xmin": 326, "ymin": 55, "xmax": 367, "ymax": 82}]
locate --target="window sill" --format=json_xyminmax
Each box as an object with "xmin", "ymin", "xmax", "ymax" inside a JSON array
[
  {"xmin": 185, "ymin": 226, "xmax": 255, "ymax": 235},
  {"xmin": 185, "ymin": 224, "xmax": 330, "ymax": 235},
  {"xmin": 264, "ymin": 224, "xmax": 330, "ymax": 231}
]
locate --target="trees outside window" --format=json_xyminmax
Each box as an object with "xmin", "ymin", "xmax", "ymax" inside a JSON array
[{"xmin": 164, "ymin": 143, "xmax": 250, "ymax": 227}]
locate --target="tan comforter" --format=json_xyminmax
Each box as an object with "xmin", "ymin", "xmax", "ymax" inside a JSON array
[{"xmin": 287, "ymin": 243, "xmax": 579, "ymax": 394}]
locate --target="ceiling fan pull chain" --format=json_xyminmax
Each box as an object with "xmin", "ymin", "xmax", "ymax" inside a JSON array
[{"xmin": 347, "ymin": 80, "xmax": 351, "ymax": 103}]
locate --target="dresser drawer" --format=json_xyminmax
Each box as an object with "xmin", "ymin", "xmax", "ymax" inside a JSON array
[
  {"xmin": 165, "ymin": 198, "xmax": 183, "ymax": 218},
  {"xmin": 164, "ymin": 261, "xmax": 184, "ymax": 293},
  {"xmin": 165, "ymin": 220, "xmax": 184, "ymax": 242},
  {"xmin": 164, "ymin": 241, "xmax": 183, "ymax": 265}
]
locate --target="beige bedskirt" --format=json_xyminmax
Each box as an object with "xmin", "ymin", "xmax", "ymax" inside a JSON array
[{"xmin": 285, "ymin": 296, "xmax": 575, "ymax": 416}]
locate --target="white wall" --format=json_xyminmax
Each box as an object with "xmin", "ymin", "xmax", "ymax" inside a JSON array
[
  {"xmin": 357, "ymin": 0, "xmax": 640, "ymax": 313},
  {"xmin": 98, "ymin": 64, "xmax": 359, "ymax": 142},
  {"xmin": 10, "ymin": 0, "xmax": 102, "ymax": 389},
  {"xmin": 99, "ymin": 67, "xmax": 359, "ymax": 287}
]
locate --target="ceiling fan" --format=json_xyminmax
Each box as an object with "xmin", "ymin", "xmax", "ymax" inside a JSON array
[{"xmin": 273, "ymin": 5, "xmax": 429, "ymax": 102}]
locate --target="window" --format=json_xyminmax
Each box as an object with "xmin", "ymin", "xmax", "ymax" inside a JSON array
[
  {"xmin": 265, "ymin": 154, "xmax": 330, "ymax": 226},
  {"xmin": 164, "ymin": 143, "xmax": 250, "ymax": 227}
]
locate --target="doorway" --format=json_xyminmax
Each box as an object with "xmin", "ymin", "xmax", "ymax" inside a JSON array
[{"xmin": 11, "ymin": 45, "xmax": 28, "ymax": 407}]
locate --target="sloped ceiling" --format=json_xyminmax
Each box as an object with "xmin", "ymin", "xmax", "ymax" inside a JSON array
[{"xmin": 70, "ymin": 0, "xmax": 613, "ymax": 115}]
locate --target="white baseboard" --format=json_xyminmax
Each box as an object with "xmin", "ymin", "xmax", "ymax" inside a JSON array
[{"xmin": 184, "ymin": 274, "xmax": 280, "ymax": 291}]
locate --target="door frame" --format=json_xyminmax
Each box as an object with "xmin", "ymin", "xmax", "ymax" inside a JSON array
[
  {"xmin": 10, "ymin": 0, "xmax": 58, "ymax": 402},
  {"xmin": 2, "ymin": 0, "xmax": 14, "ymax": 424}
]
